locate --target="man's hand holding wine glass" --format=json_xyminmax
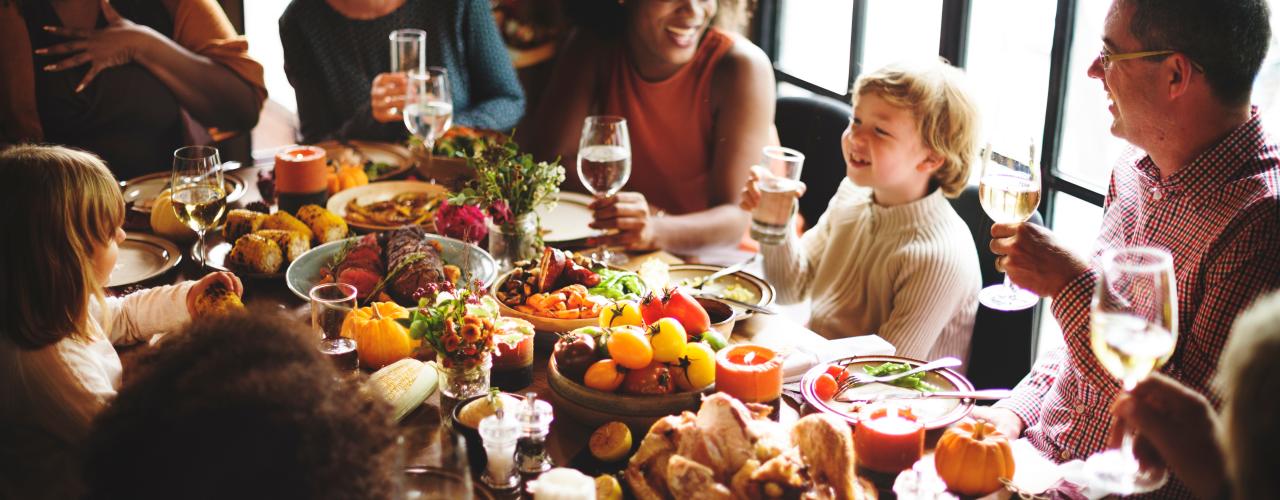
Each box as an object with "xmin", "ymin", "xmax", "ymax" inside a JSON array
[{"xmin": 989, "ymin": 222, "xmax": 1090, "ymax": 298}]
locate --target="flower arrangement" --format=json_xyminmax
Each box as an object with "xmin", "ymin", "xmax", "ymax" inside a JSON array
[
  {"xmin": 400, "ymin": 282, "xmax": 501, "ymax": 370},
  {"xmin": 450, "ymin": 137, "xmax": 565, "ymax": 221}
]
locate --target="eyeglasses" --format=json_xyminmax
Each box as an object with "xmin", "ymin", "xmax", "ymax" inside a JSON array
[{"xmin": 1098, "ymin": 49, "xmax": 1205, "ymax": 73}]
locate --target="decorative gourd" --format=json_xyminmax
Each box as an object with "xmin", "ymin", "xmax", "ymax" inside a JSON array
[
  {"xmin": 934, "ymin": 419, "xmax": 1015, "ymax": 497},
  {"xmin": 327, "ymin": 165, "xmax": 370, "ymax": 195},
  {"xmin": 341, "ymin": 302, "xmax": 415, "ymax": 369}
]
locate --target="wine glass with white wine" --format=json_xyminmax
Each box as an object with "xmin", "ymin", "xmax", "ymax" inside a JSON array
[
  {"xmin": 1082, "ymin": 246, "xmax": 1178, "ymax": 494},
  {"xmin": 404, "ymin": 67, "xmax": 453, "ymax": 151},
  {"xmin": 977, "ymin": 141, "xmax": 1042, "ymax": 311},
  {"xmin": 171, "ymin": 146, "xmax": 227, "ymax": 268},
  {"xmin": 578, "ymin": 115, "xmax": 632, "ymax": 265}
]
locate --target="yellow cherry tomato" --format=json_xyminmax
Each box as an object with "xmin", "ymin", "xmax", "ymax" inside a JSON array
[
  {"xmin": 606, "ymin": 325, "xmax": 653, "ymax": 370},
  {"xmin": 647, "ymin": 317, "xmax": 687, "ymax": 364},
  {"xmin": 583, "ymin": 359, "xmax": 625, "ymax": 392},
  {"xmin": 679, "ymin": 342, "xmax": 716, "ymax": 390},
  {"xmin": 599, "ymin": 300, "xmax": 644, "ymax": 329}
]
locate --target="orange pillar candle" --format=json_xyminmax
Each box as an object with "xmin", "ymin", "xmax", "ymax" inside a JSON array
[
  {"xmin": 854, "ymin": 404, "xmax": 925, "ymax": 473},
  {"xmin": 274, "ymin": 145, "xmax": 329, "ymax": 214},
  {"xmin": 715, "ymin": 344, "xmax": 783, "ymax": 403}
]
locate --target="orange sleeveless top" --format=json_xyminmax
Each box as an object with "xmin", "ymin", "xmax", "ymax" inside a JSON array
[{"xmin": 601, "ymin": 28, "xmax": 734, "ymax": 215}]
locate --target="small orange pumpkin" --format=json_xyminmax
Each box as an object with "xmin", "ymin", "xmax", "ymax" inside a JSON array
[
  {"xmin": 341, "ymin": 302, "xmax": 415, "ymax": 369},
  {"xmin": 934, "ymin": 419, "xmax": 1015, "ymax": 496}
]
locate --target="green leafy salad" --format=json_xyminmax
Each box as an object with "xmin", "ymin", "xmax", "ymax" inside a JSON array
[
  {"xmin": 589, "ymin": 268, "xmax": 646, "ymax": 301},
  {"xmin": 864, "ymin": 362, "xmax": 940, "ymax": 392}
]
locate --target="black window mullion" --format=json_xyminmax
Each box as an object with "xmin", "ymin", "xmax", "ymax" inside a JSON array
[
  {"xmin": 939, "ymin": 0, "xmax": 971, "ymax": 67},
  {"xmin": 1041, "ymin": 0, "xmax": 1082, "ymax": 221},
  {"xmin": 775, "ymin": 70, "xmax": 848, "ymax": 102},
  {"xmin": 848, "ymin": 0, "xmax": 867, "ymax": 95},
  {"xmin": 756, "ymin": 0, "xmax": 780, "ymax": 61}
]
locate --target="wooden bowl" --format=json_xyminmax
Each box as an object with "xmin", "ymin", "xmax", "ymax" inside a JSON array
[
  {"xmin": 546, "ymin": 356, "xmax": 708, "ymax": 435},
  {"xmin": 493, "ymin": 269, "xmax": 598, "ymax": 334}
]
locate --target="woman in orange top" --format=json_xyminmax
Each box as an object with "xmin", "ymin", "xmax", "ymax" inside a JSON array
[
  {"xmin": 0, "ymin": 0, "xmax": 266, "ymax": 178},
  {"xmin": 524, "ymin": 0, "xmax": 775, "ymax": 253}
]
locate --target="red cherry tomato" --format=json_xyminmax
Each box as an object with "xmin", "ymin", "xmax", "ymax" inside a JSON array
[
  {"xmin": 661, "ymin": 288, "xmax": 711, "ymax": 334},
  {"xmin": 814, "ymin": 373, "xmax": 838, "ymax": 401},
  {"xmin": 639, "ymin": 291, "xmax": 665, "ymax": 326},
  {"xmin": 824, "ymin": 364, "xmax": 849, "ymax": 384}
]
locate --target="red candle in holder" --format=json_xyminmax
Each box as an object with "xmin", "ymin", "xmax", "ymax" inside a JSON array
[
  {"xmin": 715, "ymin": 344, "xmax": 783, "ymax": 405},
  {"xmin": 854, "ymin": 404, "xmax": 925, "ymax": 473},
  {"xmin": 274, "ymin": 145, "xmax": 329, "ymax": 214}
]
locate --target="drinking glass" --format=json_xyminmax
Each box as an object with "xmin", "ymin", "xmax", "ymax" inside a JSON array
[
  {"xmin": 310, "ymin": 283, "xmax": 358, "ymax": 373},
  {"xmin": 389, "ymin": 29, "xmax": 426, "ymax": 118},
  {"xmin": 977, "ymin": 141, "xmax": 1042, "ymax": 311},
  {"xmin": 170, "ymin": 145, "xmax": 227, "ymax": 268},
  {"xmin": 577, "ymin": 115, "xmax": 632, "ymax": 265},
  {"xmin": 403, "ymin": 67, "xmax": 453, "ymax": 151},
  {"xmin": 749, "ymin": 146, "xmax": 806, "ymax": 245},
  {"xmin": 1082, "ymin": 246, "xmax": 1177, "ymax": 494}
]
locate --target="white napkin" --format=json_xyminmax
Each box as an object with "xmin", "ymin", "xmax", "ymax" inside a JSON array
[{"xmin": 781, "ymin": 335, "xmax": 896, "ymax": 382}]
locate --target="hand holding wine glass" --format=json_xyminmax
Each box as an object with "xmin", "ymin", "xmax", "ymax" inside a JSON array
[
  {"xmin": 578, "ymin": 115, "xmax": 632, "ymax": 264},
  {"xmin": 978, "ymin": 140, "xmax": 1042, "ymax": 311},
  {"xmin": 403, "ymin": 67, "xmax": 453, "ymax": 151},
  {"xmin": 170, "ymin": 145, "xmax": 227, "ymax": 268},
  {"xmin": 1082, "ymin": 246, "xmax": 1178, "ymax": 494}
]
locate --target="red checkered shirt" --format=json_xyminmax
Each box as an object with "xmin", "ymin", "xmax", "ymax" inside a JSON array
[{"xmin": 995, "ymin": 110, "xmax": 1280, "ymax": 498}]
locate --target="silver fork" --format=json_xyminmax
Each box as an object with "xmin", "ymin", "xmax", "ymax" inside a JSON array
[{"xmin": 836, "ymin": 357, "xmax": 963, "ymax": 396}]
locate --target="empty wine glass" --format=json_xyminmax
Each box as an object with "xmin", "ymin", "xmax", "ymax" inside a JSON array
[
  {"xmin": 404, "ymin": 67, "xmax": 453, "ymax": 151},
  {"xmin": 1082, "ymin": 246, "xmax": 1178, "ymax": 494},
  {"xmin": 170, "ymin": 145, "xmax": 227, "ymax": 268},
  {"xmin": 977, "ymin": 140, "xmax": 1042, "ymax": 311},
  {"xmin": 577, "ymin": 115, "xmax": 632, "ymax": 265},
  {"xmin": 388, "ymin": 29, "xmax": 426, "ymax": 118}
]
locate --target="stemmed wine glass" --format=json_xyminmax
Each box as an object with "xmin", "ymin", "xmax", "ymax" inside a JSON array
[
  {"xmin": 404, "ymin": 67, "xmax": 453, "ymax": 151},
  {"xmin": 977, "ymin": 141, "xmax": 1042, "ymax": 311},
  {"xmin": 578, "ymin": 115, "xmax": 632, "ymax": 265},
  {"xmin": 1082, "ymin": 246, "xmax": 1178, "ymax": 494},
  {"xmin": 170, "ymin": 145, "xmax": 227, "ymax": 268}
]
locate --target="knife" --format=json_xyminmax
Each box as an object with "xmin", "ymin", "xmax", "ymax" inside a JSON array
[{"xmin": 835, "ymin": 389, "xmax": 1012, "ymax": 403}]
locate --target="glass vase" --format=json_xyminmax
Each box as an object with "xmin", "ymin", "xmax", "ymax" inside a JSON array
[
  {"xmin": 436, "ymin": 354, "xmax": 492, "ymax": 400},
  {"xmin": 488, "ymin": 213, "xmax": 541, "ymax": 272}
]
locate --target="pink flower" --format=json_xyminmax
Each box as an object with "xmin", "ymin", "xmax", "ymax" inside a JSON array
[
  {"xmin": 488, "ymin": 199, "xmax": 513, "ymax": 226},
  {"xmin": 434, "ymin": 200, "xmax": 489, "ymax": 244}
]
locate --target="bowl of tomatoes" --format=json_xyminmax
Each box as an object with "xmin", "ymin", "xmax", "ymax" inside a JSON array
[{"xmin": 545, "ymin": 288, "xmax": 729, "ymax": 431}]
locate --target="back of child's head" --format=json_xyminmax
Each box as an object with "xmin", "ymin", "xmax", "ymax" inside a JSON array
[
  {"xmin": 83, "ymin": 310, "xmax": 400, "ymax": 500},
  {"xmin": 851, "ymin": 59, "xmax": 980, "ymax": 198},
  {"xmin": 0, "ymin": 145, "xmax": 124, "ymax": 349},
  {"xmin": 1218, "ymin": 291, "xmax": 1280, "ymax": 500}
]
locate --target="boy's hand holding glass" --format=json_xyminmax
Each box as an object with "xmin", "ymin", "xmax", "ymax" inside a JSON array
[
  {"xmin": 748, "ymin": 146, "xmax": 806, "ymax": 245},
  {"xmin": 740, "ymin": 165, "xmax": 807, "ymax": 227}
]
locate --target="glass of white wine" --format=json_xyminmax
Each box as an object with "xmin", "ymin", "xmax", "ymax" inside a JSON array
[
  {"xmin": 577, "ymin": 115, "xmax": 632, "ymax": 265},
  {"xmin": 170, "ymin": 145, "xmax": 227, "ymax": 268},
  {"xmin": 404, "ymin": 67, "xmax": 453, "ymax": 151},
  {"xmin": 1082, "ymin": 246, "xmax": 1178, "ymax": 494},
  {"xmin": 977, "ymin": 141, "xmax": 1042, "ymax": 311}
]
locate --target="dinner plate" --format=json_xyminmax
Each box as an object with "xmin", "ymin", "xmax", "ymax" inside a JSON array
[
  {"xmin": 108, "ymin": 233, "xmax": 182, "ymax": 288},
  {"xmin": 120, "ymin": 171, "xmax": 246, "ymax": 214},
  {"xmin": 666, "ymin": 264, "xmax": 776, "ymax": 319},
  {"xmin": 313, "ymin": 140, "xmax": 415, "ymax": 181},
  {"xmin": 285, "ymin": 234, "xmax": 498, "ymax": 305},
  {"xmin": 327, "ymin": 181, "xmax": 449, "ymax": 232},
  {"xmin": 800, "ymin": 355, "xmax": 975, "ymax": 430},
  {"xmin": 535, "ymin": 192, "xmax": 595, "ymax": 245},
  {"xmin": 196, "ymin": 232, "xmax": 286, "ymax": 279}
]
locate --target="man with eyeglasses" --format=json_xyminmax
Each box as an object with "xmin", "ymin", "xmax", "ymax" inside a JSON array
[{"xmin": 973, "ymin": 0, "xmax": 1280, "ymax": 498}]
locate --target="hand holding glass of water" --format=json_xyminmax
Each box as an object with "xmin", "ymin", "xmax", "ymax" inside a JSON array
[
  {"xmin": 749, "ymin": 146, "xmax": 806, "ymax": 245},
  {"xmin": 171, "ymin": 145, "xmax": 227, "ymax": 268},
  {"xmin": 578, "ymin": 115, "xmax": 632, "ymax": 265},
  {"xmin": 977, "ymin": 141, "xmax": 1042, "ymax": 311},
  {"xmin": 1082, "ymin": 246, "xmax": 1178, "ymax": 494},
  {"xmin": 310, "ymin": 283, "xmax": 359, "ymax": 373},
  {"xmin": 404, "ymin": 67, "xmax": 453, "ymax": 151}
]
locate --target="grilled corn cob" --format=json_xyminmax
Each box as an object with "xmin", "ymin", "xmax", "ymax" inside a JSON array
[
  {"xmin": 368, "ymin": 359, "xmax": 439, "ymax": 422},
  {"xmin": 261, "ymin": 211, "xmax": 314, "ymax": 242},
  {"xmin": 227, "ymin": 233, "xmax": 283, "ymax": 274},
  {"xmin": 253, "ymin": 229, "xmax": 310, "ymax": 262},
  {"xmin": 296, "ymin": 204, "xmax": 348, "ymax": 244},
  {"xmin": 222, "ymin": 209, "xmax": 267, "ymax": 241},
  {"xmin": 192, "ymin": 281, "xmax": 244, "ymax": 318}
]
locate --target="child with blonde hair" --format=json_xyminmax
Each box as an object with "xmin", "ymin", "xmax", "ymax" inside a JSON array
[
  {"xmin": 0, "ymin": 145, "xmax": 242, "ymax": 499},
  {"xmin": 742, "ymin": 59, "xmax": 982, "ymax": 362}
]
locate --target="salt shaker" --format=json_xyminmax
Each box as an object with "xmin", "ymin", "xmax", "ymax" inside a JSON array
[
  {"xmin": 514, "ymin": 392, "xmax": 555, "ymax": 476},
  {"xmin": 477, "ymin": 413, "xmax": 520, "ymax": 490}
]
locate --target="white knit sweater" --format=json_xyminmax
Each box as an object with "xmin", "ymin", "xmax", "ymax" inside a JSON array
[{"xmin": 762, "ymin": 179, "xmax": 981, "ymax": 363}]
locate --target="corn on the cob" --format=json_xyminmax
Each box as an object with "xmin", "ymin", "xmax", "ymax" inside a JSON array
[
  {"xmin": 368, "ymin": 359, "xmax": 439, "ymax": 421},
  {"xmin": 261, "ymin": 211, "xmax": 314, "ymax": 242},
  {"xmin": 227, "ymin": 233, "xmax": 283, "ymax": 274},
  {"xmin": 296, "ymin": 204, "xmax": 349, "ymax": 244},
  {"xmin": 253, "ymin": 229, "xmax": 310, "ymax": 262},
  {"xmin": 193, "ymin": 281, "xmax": 244, "ymax": 318},
  {"xmin": 222, "ymin": 209, "xmax": 266, "ymax": 241}
]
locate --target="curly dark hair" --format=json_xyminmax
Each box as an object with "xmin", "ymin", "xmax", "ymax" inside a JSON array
[
  {"xmin": 1123, "ymin": 0, "xmax": 1271, "ymax": 106},
  {"xmin": 82, "ymin": 310, "xmax": 400, "ymax": 500}
]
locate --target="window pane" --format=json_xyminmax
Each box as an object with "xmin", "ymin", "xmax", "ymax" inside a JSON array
[
  {"xmin": 1253, "ymin": 0, "xmax": 1280, "ymax": 133},
  {"xmin": 245, "ymin": 1, "xmax": 294, "ymax": 113},
  {"xmin": 1057, "ymin": 0, "xmax": 1128, "ymax": 190},
  {"xmin": 860, "ymin": 0, "xmax": 943, "ymax": 75},
  {"xmin": 1036, "ymin": 192, "xmax": 1105, "ymax": 359},
  {"xmin": 776, "ymin": 0, "xmax": 854, "ymax": 95},
  {"xmin": 965, "ymin": 0, "xmax": 1056, "ymax": 160}
]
